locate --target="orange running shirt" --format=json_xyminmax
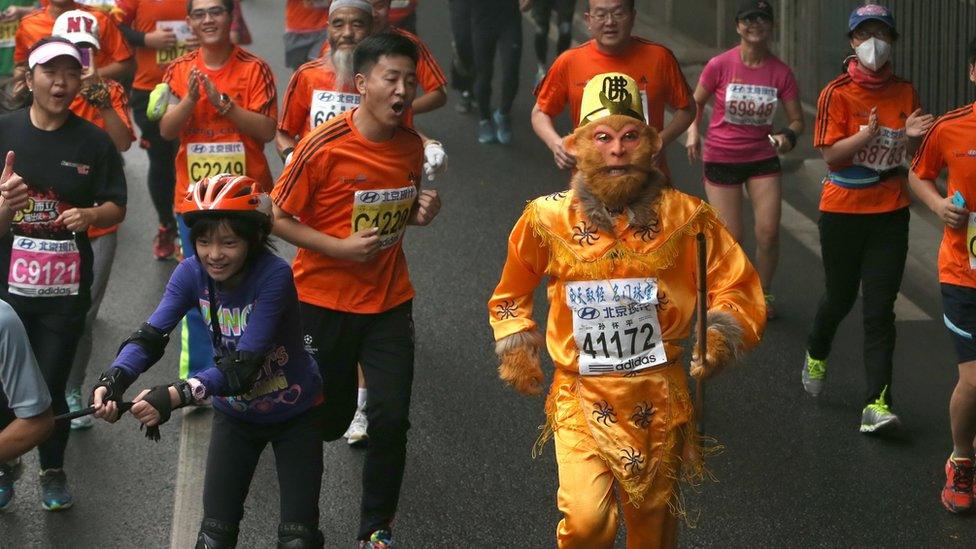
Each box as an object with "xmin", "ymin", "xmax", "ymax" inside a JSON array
[
  {"xmin": 814, "ymin": 73, "xmax": 919, "ymax": 214},
  {"xmin": 911, "ymin": 103, "xmax": 976, "ymax": 288},
  {"xmin": 535, "ymin": 38, "xmax": 692, "ymax": 176},
  {"xmin": 318, "ymin": 27, "xmax": 446, "ymax": 93},
  {"xmin": 271, "ymin": 110, "xmax": 424, "ymax": 313},
  {"xmin": 163, "ymin": 47, "xmax": 277, "ymax": 207},
  {"xmin": 15, "ymin": 4, "xmax": 132, "ymax": 67},
  {"xmin": 70, "ymin": 78, "xmax": 133, "ymax": 239},
  {"xmin": 389, "ymin": 0, "xmax": 417, "ymax": 26},
  {"xmin": 115, "ymin": 0, "xmax": 188, "ymax": 91},
  {"xmin": 285, "ymin": 0, "xmax": 329, "ymax": 34},
  {"xmin": 279, "ymin": 57, "xmax": 360, "ymax": 140}
]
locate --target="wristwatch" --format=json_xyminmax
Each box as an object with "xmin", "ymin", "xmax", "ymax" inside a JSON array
[
  {"xmin": 187, "ymin": 377, "xmax": 208, "ymax": 402},
  {"xmin": 217, "ymin": 92, "xmax": 233, "ymax": 116}
]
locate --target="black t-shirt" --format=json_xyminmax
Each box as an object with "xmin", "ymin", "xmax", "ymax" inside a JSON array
[{"xmin": 0, "ymin": 109, "xmax": 126, "ymax": 314}]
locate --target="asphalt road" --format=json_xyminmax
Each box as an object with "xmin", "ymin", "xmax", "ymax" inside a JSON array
[{"xmin": 2, "ymin": 1, "xmax": 976, "ymax": 547}]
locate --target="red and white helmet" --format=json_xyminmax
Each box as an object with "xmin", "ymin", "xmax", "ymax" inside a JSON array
[{"xmin": 178, "ymin": 174, "xmax": 272, "ymax": 230}]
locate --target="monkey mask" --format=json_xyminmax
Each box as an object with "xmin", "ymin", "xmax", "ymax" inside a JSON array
[{"xmin": 564, "ymin": 73, "xmax": 666, "ymax": 234}]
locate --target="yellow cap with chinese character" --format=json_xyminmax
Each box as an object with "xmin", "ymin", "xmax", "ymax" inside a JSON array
[{"xmin": 578, "ymin": 72, "xmax": 645, "ymax": 128}]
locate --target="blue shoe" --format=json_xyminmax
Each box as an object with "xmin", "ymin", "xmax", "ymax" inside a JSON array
[
  {"xmin": 0, "ymin": 459, "xmax": 22, "ymax": 511},
  {"xmin": 493, "ymin": 109, "xmax": 512, "ymax": 144},
  {"xmin": 66, "ymin": 387, "xmax": 93, "ymax": 430},
  {"xmin": 360, "ymin": 530, "xmax": 395, "ymax": 548},
  {"xmin": 39, "ymin": 469, "xmax": 73, "ymax": 511},
  {"xmin": 477, "ymin": 119, "xmax": 497, "ymax": 144}
]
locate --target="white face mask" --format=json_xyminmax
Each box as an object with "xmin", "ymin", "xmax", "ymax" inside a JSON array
[{"xmin": 855, "ymin": 37, "xmax": 891, "ymax": 71}]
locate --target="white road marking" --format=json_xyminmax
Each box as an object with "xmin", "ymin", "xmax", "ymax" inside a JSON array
[{"xmin": 170, "ymin": 407, "xmax": 213, "ymax": 549}]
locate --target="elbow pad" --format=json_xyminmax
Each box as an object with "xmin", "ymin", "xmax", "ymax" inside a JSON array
[
  {"xmin": 118, "ymin": 322, "xmax": 170, "ymax": 365},
  {"xmin": 215, "ymin": 350, "xmax": 265, "ymax": 396}
]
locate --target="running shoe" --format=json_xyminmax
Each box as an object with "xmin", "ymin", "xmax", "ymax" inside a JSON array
[
  {"xmin": 153, "ymin": 224, "xmax": 177, "ymax": 260},
  {"xmin": 764, "ymin": 293, "xmax": 777, "ymax": 320},
  {"xmin": 455, "ymin": 90, "xmax": 473, "ymax": 114},
  {"xmin": 39, "ymin": 469, "xmax": 73, "ymax": 511},
  {"xmin": 859, "ymin": 388, "xmax": 900, "ymax": 434},
  {"xmin": 942, "ymin": 456, "xmax": 975, "ymax": 514},
  {"xmin": 477, "ymin": 119, "xmax": 497, "ymax": 144},
  {"xmin": 361, "ymin": 530, "xmax": 395, "ymax": 549},
  {"xmin": 65, "ymin": 387, "xmax": 93, "ymax": 430},
  {"xmin": 801, "ymin": 352, "xmax": 826, "ymax": 396},
  {"xmin": 344, "ymin": 406, "xmax": 369, "ymax": 448},
  {"xmin": 493, "ymin": 110, "xmax": 513, "ymax": 145},
  {"xmin": 0, "ymin": 459, "xmax": 22, "ymax": 511}
]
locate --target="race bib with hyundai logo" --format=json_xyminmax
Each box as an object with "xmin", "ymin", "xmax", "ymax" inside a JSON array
[
  {"xmin": 187, "ymin": 141, "xmax": 245, "ymax": 182},
  {"xmin": 310, "ymin": 90, "xmax": 360, "ymax": 129},
  {"xmin": 565, "ymin": 278, "xmax": 667, "ymax": 375},
  {"xmin": 351, "ymin": 186, "xmax": 416, "ymax": 249},
  {"xmin": 853, "ymin": 125, "xmax": 907, "ymax": 172},
  {"xmin": 724, "ymin": 84, "xmax": 778, "ymax": 126},
  {"xmin": 8, "ymin": 236, "xmax": 81, "ymax": 298}
]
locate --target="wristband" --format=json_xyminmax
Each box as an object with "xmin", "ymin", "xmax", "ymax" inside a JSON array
[
  {"xmin": 423, "ymin": 139, "xmax": 443, "ymax": 149},
  {"xmin": 172, "ymin": 380, "xmax": 194, "ymax": 407},
  {"xmin": 281, "ymin": 147, "xmax": 295, "ymax": 164},
  {"xmin": 775, "ymin": 127, "xmax": 797, "ymax": 149},
  {"xmin": 216, "ymin": 93, "xmax": 233, "ymax": 116}
]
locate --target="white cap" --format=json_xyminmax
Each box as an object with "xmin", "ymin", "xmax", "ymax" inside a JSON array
[
  {"xmin": 27, "ymin": 39, "xmax": 83, "ymax": 69},
  {"xmin": 53, "ymin": 10, "xmax": 101, "ymax": 50},
  {"xmin": 329, "ymin": 0, "xmax": 373, "ymax": 16}
]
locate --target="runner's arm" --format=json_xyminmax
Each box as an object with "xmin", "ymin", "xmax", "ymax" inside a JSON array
[
  {"xmin": 224, "ymin": 103, "xmax": 276, "ymax": 143},
  {"xmin": 272, "ymin": 204, "xmax": 374, "ymax": 261},
  {"xmin": 658, "ymin": 103, "xmax": 696, "ymax": 150},
  {"xmin": 685, "ymin": 84, "xmax": 710, "ymax": 162},
  {"xmin": 118, "ymin": 23, "xmax": 146, "ymax": 48},
  {"xmin": 275, "ymin": 131, "xmax": 298, "ymax": 161},
  {"xmin": 159, "ymin": 92, "xmax": 196, "ymax": 140},
  {"xmin": 0, "ymin": 409, "xmax": 53, "ymax": 462},
  {"xmin": 98, "ymin": 58, "xmax": 135, "ymax": 82},
  {"xmin": 531, "ymin": 104, "xmax": 576, "ymax": 170},
  {"xmin": 908, "ymin": 171, "xmax": 966, "ymax": 229},
  {"xmin": 99, "ymin": 107, "xmax": 134, "ymax": 152},
  {"xmin": 411, "ymin": 86, "xmax": 446, "ymax": 115}
]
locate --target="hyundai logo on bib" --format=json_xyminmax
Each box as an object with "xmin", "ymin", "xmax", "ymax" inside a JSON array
[
  {"xmin": 190, "ymin": 144, "xmax": 207, "ymax": 154},
  {"xmin": 578, "ymin": 307, "xmax": 600, "ymax": 320},
  {"xmin": 360, "ymin": 192, "xmax": 380, "ymax": 204},
  {"xmin": 15, "ymin": 238, "xmax": 35, "ymax": 250}
]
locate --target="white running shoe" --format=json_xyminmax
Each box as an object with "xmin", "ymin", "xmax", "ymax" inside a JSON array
[{"xmin": 344, "ymin": 407, "xmax": 368, "ymax": 447}]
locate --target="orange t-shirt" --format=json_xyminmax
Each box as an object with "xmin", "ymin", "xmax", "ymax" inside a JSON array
[
  {"xmin": 284, "ymin": 0, "xmax": 329, "ymax": 33},
  {"xmin": 163, "ymin": 47, "xmax": 277, "ymax": 207},
  {"xmin": 534, "ymin": 38, "xmax": 692, "ymax": 177},
  {"xmin": 115, "ymin": 0, "xmax": 188, "ymax": 91},
  {"xmin": 70, "ymin": 78, "xmax": 133, "ymax": 239},
  {"xmin": 389, "ymin": 0, "xmax": 418, "ymax": 25},
  {"xmin": 15, "ymin": 5, "xmax": 132, "ymax": 67},
  {"xmin": 318, "ymin": 27, "xmax": 446, "ymax": 93},
  {"xmin": 813, "ymin": 73, "xmax": 919, "ymax": 214},
  {"xmin": 271, "ymin": 109, "xmax": 424, "ymax": 313},
  {"xmin": 910, "ymin": 103, "xmax": 976, "ymax": 288}
]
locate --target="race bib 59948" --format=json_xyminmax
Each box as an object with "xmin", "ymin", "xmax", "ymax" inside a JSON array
[
  {"xmin": 187, "ymin": 142, "xmax": 246, "ymax": 182},
  {"xmin": 566, "ymin": 278, "xmax": 668, "ymax": 376}
]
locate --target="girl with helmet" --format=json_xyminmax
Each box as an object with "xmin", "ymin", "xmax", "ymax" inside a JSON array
[{"xmin": 91, "ymin": 174, "xmax": 326, "ymax": 549}]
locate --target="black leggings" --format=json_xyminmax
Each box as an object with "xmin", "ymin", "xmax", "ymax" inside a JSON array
[
  {"xmin": 300, "ymin": 300, "xmax": 415, "ymax": 540},
  {"xmin": 806, "ymin": 207, "xmax": 909, "ymax": 406},
  {"xmin": 13, "ymin": 306, "xmax": 85, "ymax": 470},
  {"xmin": 130, "ymin": 89, "xmax": 177, "ymax": 229},
  {"xmin": 202, "ymin": 405, "xmax": 325, "ymax": 528},
  {"xmin": 470, "ymin": 0, "xmax": 523, "ymax": 119},
  {"xmin": 447, "ymin": 0, "xmax": 475, "ymax": 94},
  {"xmin": 531, "ymin": 0, "xmax": 576, "ymax": 65}
]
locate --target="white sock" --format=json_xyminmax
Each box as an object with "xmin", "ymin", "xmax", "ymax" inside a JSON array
[{"xmin": 357, "ymin": 388, "xmax": 367, "ymax": 409}]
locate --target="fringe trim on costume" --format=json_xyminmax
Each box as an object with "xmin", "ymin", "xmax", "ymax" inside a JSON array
[
  {"xmin": 666, "ymin": 379, "xmax": 724, "ymax": 528},
  {"xmin": 525, "ymin": 201, "xmax": 717, "ymax": 279}
]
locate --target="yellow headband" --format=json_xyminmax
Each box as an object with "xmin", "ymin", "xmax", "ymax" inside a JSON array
[{"xmin": 578, "ymin": 72, "xmax": 646, "ymax": 127}]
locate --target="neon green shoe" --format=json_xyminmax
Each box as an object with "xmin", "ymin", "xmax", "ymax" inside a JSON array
[
  {"xmin": 860, "ymin": 387, "xmax": 900, "ymax": 434},
  {"xmin": 801, "ymin": 352, "xmax": 826, "ymax": 396}
]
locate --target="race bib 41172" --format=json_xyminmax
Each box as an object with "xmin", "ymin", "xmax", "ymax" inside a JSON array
[{"xmin": 566, "ymin": 278, "xmax": 668, "ymax": 376}]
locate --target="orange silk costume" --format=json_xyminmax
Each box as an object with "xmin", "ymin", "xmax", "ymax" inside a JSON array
[{"xmin": 488, "ymin": 74, "xmax": 766, "ymax": 549}]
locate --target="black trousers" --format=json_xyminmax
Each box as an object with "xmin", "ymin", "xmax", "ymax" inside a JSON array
[
  {"xmin": 807, "ymin": 207, "xmax": 909, "ymax": 405},
  {"xmin": 468, "ymin": 0, "xmax": 523, "ymax": 119},
  {"xmin": 447, "ymin": 0, "xmax": 475, "ymax": 94},
  {"xmin": 531, "ymin": 0, "xmax": 576, "ymax": 65},
  {"xmin": 130, "ymin": 89, "xmax": 177, "ymax": 229},
  {"xmin": 13, "ymin": 306, "xmax": 85, "ymax": 470},
  {"xmin": 300, "ymin": 299, "xmax": 414, "ymax": 540},
  {"xmin": 202, "ymin": 405, "xmax": 325, "ymax": 527}
]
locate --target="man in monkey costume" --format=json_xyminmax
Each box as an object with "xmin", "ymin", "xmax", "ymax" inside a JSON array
[{"xmin": 488, "ymin": 72, "xmax": 766, "ymax": 548}]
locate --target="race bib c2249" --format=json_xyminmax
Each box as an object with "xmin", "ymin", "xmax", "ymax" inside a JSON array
[
  {"xmin": 724, "ymin": 83, "xmax": 778, "ymax": 126},
  {"xmin": 8, "ymin": 236, "xmax": 81, "ymax": 297},
  {"xmin": 566, "ymin": 278, "xmax": 668, "ymax": 376},
  {"xmin": 351, "ymin": 186, "xmax": 417, "ymax": 250},
  {"xmin": 187, "ymin": 142, "xmax": 246, "ymax": 182},
  {"xmin": 310, "ymin": 90, "xmax": 360, "ymax": 130},
  {"xmin": 853, "ymin": 125, "xmax": 907, "ymax": 172}
]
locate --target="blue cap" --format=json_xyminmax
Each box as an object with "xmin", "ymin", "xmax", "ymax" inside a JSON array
[{"xmin": 849, "ymin": 4, "xmax": 895, "ymax": 32}]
